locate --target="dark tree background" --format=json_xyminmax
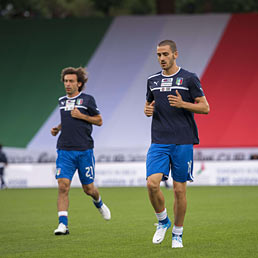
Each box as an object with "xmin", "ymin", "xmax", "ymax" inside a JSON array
[{"xmin": 0, "ymin": 0, "xmax": 257, "ymax": 18}]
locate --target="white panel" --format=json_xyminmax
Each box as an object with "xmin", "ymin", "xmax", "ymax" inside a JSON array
[{"xmin": 160, "ymin": 14, "xmax": 230, "ymax": 77}]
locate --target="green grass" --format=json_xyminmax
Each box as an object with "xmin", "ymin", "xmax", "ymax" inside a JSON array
[{"xmin": 0, "ymin": 186, "xmax": 258, "ymax": 258}]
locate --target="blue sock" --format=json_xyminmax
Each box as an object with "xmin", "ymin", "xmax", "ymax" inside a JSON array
[
  {"xmin": 172, "ymin": 233, "xmax": 183, "ymax": 237},
  {"xmin": 93, "ymin": 196, "xmax": 103, "ymax": 208},
  {"xmin": 160, "ymin": 216, "xmax": 169, "ymax": 225},
  {"xmin": 58, "ymin": 211, "xmax": 68, "ymax": 226},
  {"xmin": 59, "ymin": 216, "xmax": 68, "ymax": 226}
]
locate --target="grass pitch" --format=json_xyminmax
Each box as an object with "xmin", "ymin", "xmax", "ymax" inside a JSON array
[{"xmin": 0, "ymin": 186, "xmax": 258, "ymax": 258}]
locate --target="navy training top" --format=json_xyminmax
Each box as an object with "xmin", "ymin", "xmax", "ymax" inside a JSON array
[
  {"xmin": 0, "ymin": 150, "xmax": 7, "ymax": 169},
  {"xmin": 146, "ymin": 68, "xmax": 205, "ymax": 145},
  {"xmin": 57, "ymin": 92, "xmax": 100, "ymax": 151}
]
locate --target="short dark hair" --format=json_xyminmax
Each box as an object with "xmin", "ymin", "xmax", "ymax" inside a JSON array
[
  {"xmin": 61, "ymin": 67, "xmax": 88, "ymax": 92},
  {"xmin": 158, "ymin": 40, "xmax": 177, "ymax": 53}
]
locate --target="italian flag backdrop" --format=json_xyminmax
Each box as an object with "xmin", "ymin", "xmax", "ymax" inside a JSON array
[{"xmin": 1, "ymin": 13, "xmax": 258, "ymax": 152}]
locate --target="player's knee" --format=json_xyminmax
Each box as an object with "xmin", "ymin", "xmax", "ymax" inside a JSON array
[
  {"xmin": 173, "ymin": 186, "xmax": 185, "ymax": 199},
  {"xmin": 147, "ymin": 179, "xmax": 160, "ymax": 193},
  {"xmin": 58, "ymin": 182, "xmax": 69, "ymax": 194}
]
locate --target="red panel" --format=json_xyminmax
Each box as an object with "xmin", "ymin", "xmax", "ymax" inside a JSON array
[{"xmin": 196, "ymin": 13, "xmax": 258, "ymax": 147}]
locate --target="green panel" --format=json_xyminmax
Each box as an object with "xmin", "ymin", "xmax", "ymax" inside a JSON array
[{"xmin": 0, "ymin": 18, "xmax": 112, "ymax": 147}]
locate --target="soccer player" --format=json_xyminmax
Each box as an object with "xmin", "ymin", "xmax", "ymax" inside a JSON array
[
  {"xmin": 51, "ymin": 67, "xmax": 111, "ymax": 235},
  {"xmin": 0, "ymin": 144, "xmax": 8, "ymax": 189},
  {"xmin": 144, "ymin": 40, "xmax": 209, "ymax": 248}
]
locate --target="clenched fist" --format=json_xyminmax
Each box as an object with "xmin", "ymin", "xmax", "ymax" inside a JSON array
[{"xmin": 144, "ymin": 100, "xmax": 155, "ymax": 117}]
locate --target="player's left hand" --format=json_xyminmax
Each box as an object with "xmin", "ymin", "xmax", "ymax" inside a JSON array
[
  {"xmin": 167, "ymin": 90, "xmax": 184, "ymax": 108},
  {"xmin": 71, "ymin": 107, "xmax": 82, "ymax": 119}
]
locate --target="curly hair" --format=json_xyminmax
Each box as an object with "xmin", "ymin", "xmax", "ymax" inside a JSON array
[{"xmin": 61, "ymin": 67, "xmax": 88, "ymax": 92}]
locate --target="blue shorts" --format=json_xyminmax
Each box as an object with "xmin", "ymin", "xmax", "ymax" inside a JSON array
[
  {"xmin": 146, "ymin": 143, "xmax": 194, "ymax": 183},
  {"xmin": 56, "ymin": 149, "xmax": 95, "ymax": 185}
]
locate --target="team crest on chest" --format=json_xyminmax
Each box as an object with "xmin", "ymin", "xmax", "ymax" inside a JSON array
[
  {"xmin": 76, "ymin": 98, "xmax": 83, "ymax": 105},
  {"xmin": 176, "ymin": 77, "xmax": 183, "ymax": 85}
]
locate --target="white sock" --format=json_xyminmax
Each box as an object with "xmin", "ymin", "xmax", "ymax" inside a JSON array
[
  {"xmin": 93, "ymin": 195, "xmax": 101, "ymax": 203},
  {"xmin": 155, "ymin": 208, "xmax": 167, "ymax": 221},
  {"xmin": 172, "ymin": 225, "xmax": 183, "ymax": 235},
  {"xmin": 58, "ymin": 211, "xmax": 68, "ymax": 217}
]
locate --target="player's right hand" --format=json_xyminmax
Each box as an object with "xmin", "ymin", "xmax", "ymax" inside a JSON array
[
  {"xmin": 51, "ymin": 127, "xmax": 59, "ymax": 136},
  {"xmin": 144, "ymin": 101, "xmax": 155, "ymax": 117}
]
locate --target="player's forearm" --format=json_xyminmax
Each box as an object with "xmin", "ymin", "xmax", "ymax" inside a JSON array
[
  {"xmin": 181, "ymin": 101, "xmax": 210, "ymax": 114},
  {"xmin": 80, "ymin": 114, "xmax": 103, "ymax": 126}
]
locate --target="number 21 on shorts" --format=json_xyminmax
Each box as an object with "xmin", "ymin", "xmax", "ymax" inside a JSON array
[{"xmin": 85, "ymin": 166, "xmax": 94, "ymax": 179}]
